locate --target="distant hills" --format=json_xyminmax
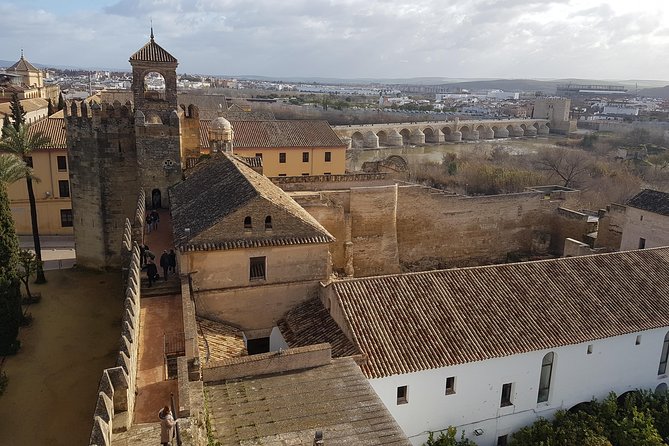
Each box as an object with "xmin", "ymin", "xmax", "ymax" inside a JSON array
[{"xmin": 2, "ymin": 57, "xmax": 669, "ymax": 98}]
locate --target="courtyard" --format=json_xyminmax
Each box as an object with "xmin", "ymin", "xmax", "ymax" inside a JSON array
[{"xmin": 0, "ymin": 268, "xmax": 123, "ymax": 445}]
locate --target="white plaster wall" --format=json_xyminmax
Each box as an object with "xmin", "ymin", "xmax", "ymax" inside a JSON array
[
  {"xmin": 369, "ymin": 328, "xmax": 669, "ymax": 446},
  {"xmin": 270, "ymin": 326, "xmax": 289, "ymax": 351},
  {"xmin": 620, "ymin": 207, "xmax": 669, "ymax": 250}
]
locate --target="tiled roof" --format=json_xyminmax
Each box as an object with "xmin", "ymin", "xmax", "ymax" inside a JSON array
[
  {"xmin": 0, "ymin": 98, "xmax": 48, "ymax": 116},
  {"xmin": 197, "ymin": 317, "xmax": 247, "ymax": 364},
  {"xmin": 129, "ymin": 38, "xmax": 177, "ymax": 63},
  {"xmin": 199, "ymin": 119, "xmax": 345, "ymax": 149},
  {"xmin": 277, "ymin": 297, "xmax": 361, "ymax": 358},
  {"xmin": 27, "ymin": 117, "xmax": 66, "ymax": 149},
  {"xmin": 330, "ymin": 248, "xmax": 669, "ymax": 378},
  {"xmin": 206, "ymin": 357, "xmax": 411, "ymax": 445},
  {"xmin": 7, "ymin": 56, "xmax": 38, "ymax": 72},
  {"xmin": 627, "ymin": 189, "xmax": 669, "ymax": 216},
  {"xmin": 169, "ymin": 153, "xmax": 334, "ymax": 251}
]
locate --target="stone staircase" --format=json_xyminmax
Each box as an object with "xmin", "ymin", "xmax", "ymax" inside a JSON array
[
  {"xmin": 141, "ymin": 274, "xmax": 181, "ymax": 298},
  {"xmin": 112, "ymin": 422, "xmax": 162, "ymax": 445}
]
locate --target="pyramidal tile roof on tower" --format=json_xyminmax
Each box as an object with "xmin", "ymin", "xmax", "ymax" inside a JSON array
[
  {"xmin": 7, "ymin": 55, "xmax": 38, "ymax": 72},
  {"xmin": 129, "ymin": 36, "xmax": 177, "ymax": 63}
]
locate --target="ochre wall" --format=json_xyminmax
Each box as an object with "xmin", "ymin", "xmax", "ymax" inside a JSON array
[
  {"xmin": 7, "ymin": 149, "xmax": 73, "ymax": 235},
  {"xmin": 234, "ymin": 146, "xmax": 346, "ymax": 176},
  {"xmin": 183, "ymin": 244, "xmax": 330, "ymax": 330}
]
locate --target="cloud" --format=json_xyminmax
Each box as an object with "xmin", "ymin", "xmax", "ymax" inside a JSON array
[{"xmin": 0, "ymin": 0, "xmax": 668, "ymax": 80}]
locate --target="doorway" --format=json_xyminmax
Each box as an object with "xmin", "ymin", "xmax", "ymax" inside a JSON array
[{"xmin": 151, "ymin": 188, "xmax": 162, "ymax": 209}]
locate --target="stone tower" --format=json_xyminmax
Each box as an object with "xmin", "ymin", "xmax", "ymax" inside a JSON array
[
  {"xmin": 129, "ymin": 30, "xmax": 183, "ymax": 209},
  {"xmin": 66, "ymin": 33, "xmax": 183, "ymax": 269}
]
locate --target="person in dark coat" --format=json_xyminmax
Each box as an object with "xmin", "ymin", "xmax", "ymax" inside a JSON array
[
  {"xmin": 160, "ymin": 250, "xmax": 169, "ymax": 281},
  {"xmin": 168, "ymin": 249, "xmax": 176, "ymax": 273},
  {"xmin": 146, "ymin": 259, "xmax": 158, "ymax": 287}
]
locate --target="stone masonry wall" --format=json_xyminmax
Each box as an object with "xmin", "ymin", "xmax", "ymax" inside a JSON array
[
  {"xmin": 396, "ymin": 185, "xmax": 570, "ymax": 268},
  {"xmin": 66, "ymin": 101, "xmax": 139, "ymax": 269}
]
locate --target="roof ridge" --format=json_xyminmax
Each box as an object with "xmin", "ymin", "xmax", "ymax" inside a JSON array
[{"xmin": 331, "ymin": 247, "xmax": 669, "ymax": 284}]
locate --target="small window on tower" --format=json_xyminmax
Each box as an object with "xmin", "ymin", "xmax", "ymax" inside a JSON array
[
  {"xmin": 244, "ymin": 216, "xmax": 252, "ymax": 229},
  {"xmin": 265, "ymin": 216, "xmax": 272, "ymax": 230}
]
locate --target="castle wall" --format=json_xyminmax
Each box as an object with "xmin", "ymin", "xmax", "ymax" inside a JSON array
[{"xmin": 295, "ymin": 184, "xmax": 590, "ymax": 276}]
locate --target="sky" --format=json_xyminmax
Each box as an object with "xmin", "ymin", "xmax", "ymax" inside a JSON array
[{"xmin": 1, "ymin": 0, "xmax": 669, "ymax": 81}]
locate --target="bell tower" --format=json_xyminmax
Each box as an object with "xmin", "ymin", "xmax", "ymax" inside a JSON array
[{"xmin": 129, "ymin": 29, "xmax": 182, "ymax": 209}]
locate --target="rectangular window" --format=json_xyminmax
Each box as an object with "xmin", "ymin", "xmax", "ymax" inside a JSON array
[
  {"xmin": 58, "ymin": 180, "xmax": 70, "ymax": 198},
  {"xmin": 324, "ymin": 172, "xmax": 331, "ymax": 176},
  {"xmin": 301, "ymin": 173, "xmax": 309, "ymax": 176},
  {"xmin": 279, "ymin": 152, "xmax": 286, "ymax": 163},
  {"xmin": 500, "ymin": 383, "xmax": 513, "ymax": 407},
  {"xmin": 445, "ymin": 376, "xmax": 456, "ymax": 395},
  {"xmin": 25, "ymin": 156, "xmax": 33, "ymax": 168},
  {"xmin": 636, "ymin": 335, "xmax": 642, "ymax": 345},
  {"xmin": 302, "ymin": 152, "xmax": 309, "ymax": 162},
  {"xmin": 659, "ymin": 335, "xmax": 669, "ymax": 375},
  {"xmin": 587, "ymin": 344, "xmax": 593, "ymax": 354},
  {"xmin": 278, "ymin": 174, "xmax": 286, "ymax": 177},
  {"xmin": 255, "ymin": 153, "xmax": 263, "ymax": 159},
  {"xmin": 249, "ymin": 256, "xmax": 266, "ymax": 281},
  {"xmin": 639, "ymin": 238, "xmax": 646, "ymax": 249},
  {"xmin": 497, "ymin": 435, "xmax": 508, "ymax": 446},
  {"xmin": 60, "ymin": 209, "xmax": 73, "ymax": 227},
  {"xmin": 57, "ymin": 155, "xmax": 67, "ymax": 171},
  {"xmin": 325, "ymin": 151, "xmax": 332, "ymax": 162},
  {"xmin": 396, "ymin": 385, "xmax": 408, "ymax": 405},
  {"xmin": 246, "ymin": 337, "xmax": 270, "ymax": 355}
]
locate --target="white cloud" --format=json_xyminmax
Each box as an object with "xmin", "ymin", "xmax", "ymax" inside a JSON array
[{"xmin": 0, "ymin": 0, "xmax": 668, "ymax": 80}]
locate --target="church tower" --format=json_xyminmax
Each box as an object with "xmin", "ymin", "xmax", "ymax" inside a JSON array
[{"xmin": 129, "ymin": 29, "xmax": 182, "ymax": 209}]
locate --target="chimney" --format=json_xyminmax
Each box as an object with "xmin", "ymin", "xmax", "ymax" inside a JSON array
[{"xmin": 313, "ymin": 431, "xmax": 323, "ymax": 445}]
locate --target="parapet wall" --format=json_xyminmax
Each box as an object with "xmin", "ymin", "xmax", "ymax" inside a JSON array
[
  {"xmin": 202, "ymin": 344, "xmax": 332, "ymax": 383},
  {"xmin": 89, "ymin": 195, "xmax": 144, "ymax": 445}
]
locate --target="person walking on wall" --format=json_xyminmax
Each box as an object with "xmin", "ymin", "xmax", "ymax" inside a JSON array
[
  {"xmin": 168, "ymin": 249, "xmax": 177, "ymax": 274},
  {"xmin": 146, "ymin": 258, "xmax": 158, "ymax": 288},
  {"xmin": 158, "ymin": 405, "xmax": 176, "ymax": 446},
  {"xmin": 160, "ymin": 250, "xmax": 169, "ymax": 281},
  {"xmin": 146, "ymin": 212, "xmax": 153, "ymax": 234},
  {"xmin": 151, "ymin": 209, "xmax": 160, "ymax": 231}
]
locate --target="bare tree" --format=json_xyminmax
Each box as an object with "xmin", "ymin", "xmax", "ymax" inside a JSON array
[{"xmin": 535, "ymin": 148, "xmax": 592, "ymax": 188}]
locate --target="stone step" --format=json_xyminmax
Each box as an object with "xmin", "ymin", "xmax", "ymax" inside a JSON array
[
  {"xmin": 141, "ymin": 276, "xmax": 181, "ymax": 297},
  {"xmin": 112, "ymin": 422, "xmax": 162, "ymax": 446}
]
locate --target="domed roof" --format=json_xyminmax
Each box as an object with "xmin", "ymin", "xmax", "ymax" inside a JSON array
[{"xmin": 211, "ymin": 116, "xmax": 232, "ymax": 131}]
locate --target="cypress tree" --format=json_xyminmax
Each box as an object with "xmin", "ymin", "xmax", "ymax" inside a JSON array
[
  {"xmin": 47, "ymin": 98, "xmax": 54, "ymax": 116},
  {"xmin": 1, "ymin": 115, "xmax": 10, "ymax": 138},
  {"xmin": 0, "ymin": 168, "xmax": 22, "ymax": 355},
  {"xmin": 57, "ymin": 93, "xmax": 65, "ymax": 112},
  {"xmin": 9, "ymin": 93, "xmax": 26, "ymax": 131}
]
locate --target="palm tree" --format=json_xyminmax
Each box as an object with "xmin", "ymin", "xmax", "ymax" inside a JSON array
[{"xmin": 0, "ymin": 125, "xmax": 51, "ymax": 283}]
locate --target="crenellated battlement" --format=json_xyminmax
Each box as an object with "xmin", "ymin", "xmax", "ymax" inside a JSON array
[{"xmin": 65, "ymin": 100, "xmax": 135, "ymax": 120}]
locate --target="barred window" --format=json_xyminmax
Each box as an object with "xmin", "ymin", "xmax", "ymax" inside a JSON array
[{"xmin": 250, "ymin": 257, "xmax": 266, "ymax": 281}]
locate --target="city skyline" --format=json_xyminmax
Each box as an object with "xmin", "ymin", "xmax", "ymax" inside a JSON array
[{"xmin": 1, "ymin": 0, "xmax": 669, "ymax": 81}]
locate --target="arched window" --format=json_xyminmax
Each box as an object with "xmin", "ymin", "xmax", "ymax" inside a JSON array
[
  {"xmin": 244, "ymin": 216, "xmax": 252, "ymax": 229},
  {"xmin": 658, "ymin": 332, "xmax": 669, "ymax": 375},
  {"xmin": 537, "ymin": 352, "xmax": 554, "ymax": 403},
  {"xmin": 265, "ymin": 216, "xmax": 272, "ymax": 230},
  {"xmin": 655, "ymin": 383, "xmax": 667, "ymax": 395}
]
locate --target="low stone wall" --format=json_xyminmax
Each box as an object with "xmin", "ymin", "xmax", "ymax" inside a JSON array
[
  {"xmin": 202, "ymin": 344, "xmax": 332, "ymax": 383},
  {"xmin": 90, "ymin": 193, "xmax": 145, "ymax": 445}
]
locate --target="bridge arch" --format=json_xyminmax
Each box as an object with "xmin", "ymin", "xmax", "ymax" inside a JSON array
[
  {"xmin": 351, "ymin": 131, "xmax": 364, "ymax": 149},
  {"xmin": 423, "ymin": 127, "xmax": 435, "ymax": 143},
  {"xmin": 399, "ymin": 129, "xmax": 411, "ymax": 145},
  {"xmin": 377, "ymin": 130, "xmax": 388, "ymax": 146},
  {"xmin": 460, "ymin": 125, "xmax": 471, "ymax": 139}
]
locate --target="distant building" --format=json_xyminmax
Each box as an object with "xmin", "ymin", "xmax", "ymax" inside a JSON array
[
  {"xmin": 620, "ymin": 189, "xmax": 669, "ymax": 250},
  {"xmin": 603, "ymin": 104, "xmax": 639, "ymax": 116},
  {"xmin": 0, "ymin": 51, "xmax": 60, "ymax": 103},
  {"xmin": 556, "ymin": 83, "xmax": 629, "ymax": 99},
  {"xmin": 5, "ymin": 112, "xmax": 73, "ymax": 235}
]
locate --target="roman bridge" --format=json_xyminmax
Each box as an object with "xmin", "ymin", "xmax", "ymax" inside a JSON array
[{"xmin": 332, "ymin": 118, "xmax": 551, "ymax": 148}]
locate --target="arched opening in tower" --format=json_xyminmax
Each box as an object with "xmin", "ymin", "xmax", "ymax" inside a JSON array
[{"xmin": 143, "ymin": 72, "xmax": 166, "ymax": 101}]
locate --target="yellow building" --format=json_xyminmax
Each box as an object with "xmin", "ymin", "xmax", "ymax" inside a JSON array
[
  {"xmin": 5, "ymin": 113, "xmax": 73, "ymax": 235},
  {"xmin": 200, "ymin": 119, "xmax": 347, "ymax": 177}
]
